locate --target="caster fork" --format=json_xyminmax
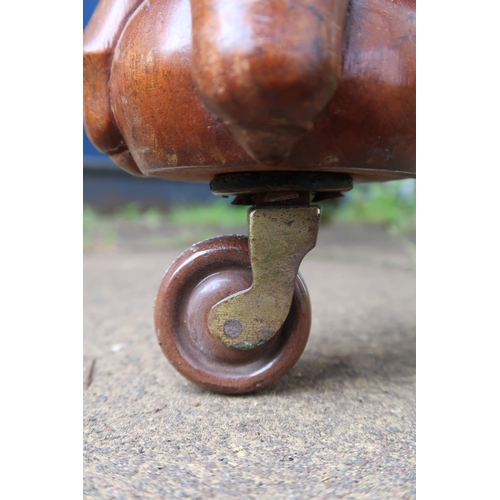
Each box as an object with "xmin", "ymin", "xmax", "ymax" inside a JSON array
[{"xmin": 208, "ymin": 205, "xmax": 321, "ymax": 349}]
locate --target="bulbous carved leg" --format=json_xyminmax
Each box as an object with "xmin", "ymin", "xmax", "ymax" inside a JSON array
[{"xmin": 190, "ymin": 0, "xmax": 350, "ymax": 165}]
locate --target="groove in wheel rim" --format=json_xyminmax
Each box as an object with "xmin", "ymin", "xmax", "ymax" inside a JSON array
[{"xmin": 154, "ymin": 235, "xmax": 311, "ymax": 394}]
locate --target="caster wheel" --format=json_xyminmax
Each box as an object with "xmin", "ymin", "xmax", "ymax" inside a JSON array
[{"xmin": 154, "ymin": 235, "xmax": 311, "ymax": 394}]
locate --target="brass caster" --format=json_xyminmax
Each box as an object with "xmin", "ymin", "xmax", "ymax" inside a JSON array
[
  {"xmin": 154, "ymin": 205, "xmax": 321, "ymax": 394},
  {"xmin": 154, "ymin": 236, "xmax": 311, "ymax": 394}
]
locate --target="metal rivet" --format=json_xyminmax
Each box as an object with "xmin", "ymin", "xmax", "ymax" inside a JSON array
[{"xmin": 223, "ymin": 319, "xmax": 243, "ymax": 338}]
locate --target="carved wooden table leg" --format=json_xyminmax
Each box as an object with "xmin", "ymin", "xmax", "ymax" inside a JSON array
[{"xmin": 84, "ymin": 0, "xmax": 416, "ymax": 392}]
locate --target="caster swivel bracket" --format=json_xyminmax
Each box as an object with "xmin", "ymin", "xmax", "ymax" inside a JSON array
[{"xmin": 207, "ymin": 205, "xmax": 321, "ymax": 349}]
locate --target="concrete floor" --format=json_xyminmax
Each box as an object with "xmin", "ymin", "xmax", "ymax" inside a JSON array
[{"xmin": 83, "ymin": 222, "xmax": 416, "ymax": 499}]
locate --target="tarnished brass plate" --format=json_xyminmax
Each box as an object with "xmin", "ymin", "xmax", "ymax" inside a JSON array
[{"xmin": 207, "ymin": 206, "xmax": 321, "ymax": 349}]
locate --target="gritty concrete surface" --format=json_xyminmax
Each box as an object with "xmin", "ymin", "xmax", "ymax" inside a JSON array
[{"xmin": 83, "ymin": 221, "xmax": 416, "ymax": 499}]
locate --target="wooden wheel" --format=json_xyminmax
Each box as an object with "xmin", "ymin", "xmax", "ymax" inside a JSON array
[{"xmin": 154, "ymin": 235, "xmax": 311, "ymax": 394}]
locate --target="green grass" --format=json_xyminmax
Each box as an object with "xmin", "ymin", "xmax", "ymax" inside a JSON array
[
  {"xmin": 108, "ymin": 200, "xmax": 248, "ymax": 228},
  {"xmin": 83, "ymin": 204, "xmax": 117, "ymax": 251},
  {"xmin": 114, "ymin": 204, "xmax": 165, "ymax": 227},
  {"xmin": 108, "ymin": 199, "xmax": 249, "ymax": 227},
  {"xmin": 165, "ymin": 201, "xmax": 248, "ymax": 226},
  {"xmin": 83, "ymin": 180, "xmax": 416, "ymax": 251},
  {"xmin": 162, "ymin": 180, "xmax": 415, "ymax": 231},
  {"xmin": 332, "ymin": 181, "xmax": 416, "ymax": 234}
]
